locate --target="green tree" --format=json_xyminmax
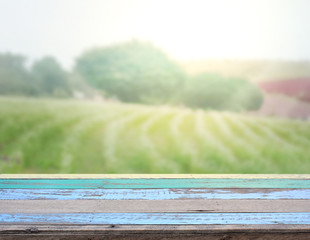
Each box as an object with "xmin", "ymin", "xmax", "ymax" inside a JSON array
[
  {"xmin": 31, "ymin": 57, "xmax": 71, "ymax": 97},
  {"xmin": 0, "ymin": 53, "xmax": 37, "ymax": 96},
  {"xmin": 75, "ymin": 41, "xmax": 186, "ymax": 104},
  {"xmin": 183, "ymin": 73, "xmax": 263, "ymax": 111}
]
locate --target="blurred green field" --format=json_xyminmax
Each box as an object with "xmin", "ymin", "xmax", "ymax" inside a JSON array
[{"xmin": 0, "ymin": 97, "xmax": 309, "ymax": 173}]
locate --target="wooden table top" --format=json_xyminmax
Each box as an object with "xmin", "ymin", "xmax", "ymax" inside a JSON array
[{"xmin": 0, "ymin": 174, "xmax": 309, "ymax": 239}]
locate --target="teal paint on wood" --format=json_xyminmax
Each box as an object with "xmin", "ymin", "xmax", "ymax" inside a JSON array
[
  {"xmin": 1, "ymin": 213, "xmax": 310, "ymax": 225},
  {"xmin": 1, "ymin": 189, "xmax": 310, "ymax": 200},
  {"xmin": 0, "ymin": 179, "xmax": 309, "ymax": 189},
  {"xmin": 2, "ymin": 188, "xmax": 309, "ymax": 200}
]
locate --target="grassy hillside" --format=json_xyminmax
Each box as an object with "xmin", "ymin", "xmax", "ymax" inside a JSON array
[{"xmin": 0, "ymin": 97, "xmax": 309, "ymax": 173}]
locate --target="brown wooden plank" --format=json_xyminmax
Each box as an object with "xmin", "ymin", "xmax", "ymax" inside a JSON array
[
  {"xmin": 1, "ymin": 200, "xmax": 309, "ymax": 213},
  {"xmin": 1, "ymin": 233, "xmax": 309, "ymax": 240},
  {"xmin": 2, "ymin": 224, "xmax": 310, "ymax": 231},
  {"xmin": 1, "ymin": 224, "xmax": 310, "ymax": 240}
]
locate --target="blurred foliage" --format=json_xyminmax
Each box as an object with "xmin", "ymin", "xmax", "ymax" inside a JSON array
[
  {"xmin": 0, "ymin": 53, "xmax": 94, "ymax": 98},
  {"xmin": 75, "ymin": 40, "xmax": 186, "ymax": 104},
  {"xmin": 0, "ymin": 43, "xmax": 263, "ymax": 112},
  {"xmin": 182, "ymin": 73, "xmax": 263, "ymax": 111},
  {"xmin": 31, "ymin": 57, "xmax": 71, "ymax": 97},
  {"xmin": 0, "ymin": 53, "xmax": 37, "ymax": 96}
]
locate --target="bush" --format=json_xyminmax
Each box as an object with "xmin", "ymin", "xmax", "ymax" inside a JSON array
[
  {"xmin": 75, "ymin": 40, "xmax": 186, "ymax": 104},
  {"xmin": 182, "ymin": 73, "xmax": 263, "ymax": 111}
]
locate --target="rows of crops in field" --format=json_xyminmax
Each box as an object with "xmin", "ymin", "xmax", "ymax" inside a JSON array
[{"xmin": 0, "ymin": 97, "xmax": 309, "ymax": 173}]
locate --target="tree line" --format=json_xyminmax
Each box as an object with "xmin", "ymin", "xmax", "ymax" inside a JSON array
[{"xmin": 0, "ymin": 40, "xmax": 263, "ymax": 111}]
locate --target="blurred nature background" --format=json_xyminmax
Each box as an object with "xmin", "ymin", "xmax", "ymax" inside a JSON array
[{"xmin": 0, "ymin": 0, "xmax": 310, "ymax": 173}]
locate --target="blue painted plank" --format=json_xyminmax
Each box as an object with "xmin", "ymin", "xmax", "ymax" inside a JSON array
[
  {"xmin": 1, "ymin": 213, "xmax": 309, "ymax": 225},
  {"xmin": 1, "ymin": 188, "xmax": 309, "ymax": 200},
  {"xmin": 0, "ymin": 179, "xmax": 309, "ymax": 189}
]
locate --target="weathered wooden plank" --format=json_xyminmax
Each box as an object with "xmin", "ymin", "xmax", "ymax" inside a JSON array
[
  {"xmin": 1, "ymin": 233, "xmax": 309, "ymax": 240},
  {"xmin": 1, "ymin": 200, "xmax": 309, "ymax": 213},
  {"xmin": 2, "ymin": 224, "xmax": 310, "ymax": 231},
  {"xmin": 1, "ymin": 174, "xmax": 309, "ymax": 179},
  {"xmin": 1, "ymin": 179, "xmax": 309, "ymax": 189},
  {"xmin": 2, "ymin": 224, "xmax": 310, "ymax": 239},
  {"xmin": 1, "ymin": 229, "xmax": 310, "ymax": 240},
  {"xmin": 1, "ymin": 225, "xmax": 310, "ymax": 240},
  {"xmin": 1, "ymin": 213, "xmax": 309, "ymax": 224},
  {"xmin": 1, "ymin": 188, "xmax": 309, "ymax": 200}
]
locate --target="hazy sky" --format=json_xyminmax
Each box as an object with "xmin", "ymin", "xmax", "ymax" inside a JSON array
[{"xmin": 1, "ymin": 0, "xmax": 310, "ymax": 69}]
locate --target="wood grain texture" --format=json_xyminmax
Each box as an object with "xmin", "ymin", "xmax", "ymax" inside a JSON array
[
  {"xmin": 1, "ymin": 232, "xmax": 310, "ymax": 240},
  {"xmin": 1, "ymin": 200, "xmax": 309, "ymax": 213},
  {"xmin": 1, "ymin": 175, "xmax": 310, "ymax": 239},
  {"xmin": 1, "ymin": 174, "xmax": 310, "ymax": 179},
  {"xmin": 1, "ymin": 224, "xmax": 310, "ymax": 239},
  {"xmin": 1, "ymin": 188, "xmax": 309, "ymax": 200},
  {"xmin": 1, "ymin": 213, "xmax": 310, "ymax": 225},
  {"xmin": 2, "ymin": 224, "xmax": 310, "ymax": 231},
  {"xmin": 1, "ymin": 178, "xmax": 309, "ymax": 189}
]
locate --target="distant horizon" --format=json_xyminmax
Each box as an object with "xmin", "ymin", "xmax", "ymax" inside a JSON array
[{"xmin": 2, "ymin": 46, "xmax": 310, "ymax": 71}]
